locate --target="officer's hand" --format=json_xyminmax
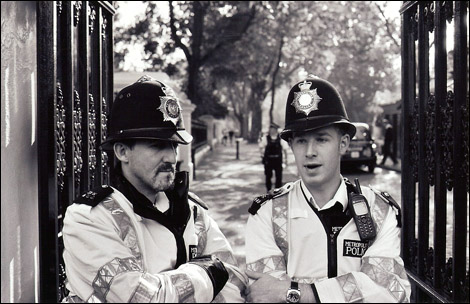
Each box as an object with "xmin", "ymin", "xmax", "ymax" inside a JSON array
[
  {"xmin": 189, "ymin": 256, "xmax": 229, "ymax": 300},
  {"xmin": 245, "ymin": 270, "xmax": 289, "ymax": 303}
]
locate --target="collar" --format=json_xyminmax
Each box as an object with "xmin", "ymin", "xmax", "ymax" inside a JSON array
[
  {"xmin": 112, "ymin": 170, "xmax": 155, "ymax": 222},
  {"xmin": 300, "ymin": 177, "xmax": 348, "ymax": 212},
  {"xmin": 111, "ymin": 169, "xmax": 191, "ymax": 226}
]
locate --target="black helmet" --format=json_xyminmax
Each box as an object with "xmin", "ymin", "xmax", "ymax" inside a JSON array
[
  {"xmin": 280, "ymin": 76, "xmax": 356, "ymax": 141},
  {"xmin": 101, "ymin": 75, "xmax": 193, "ymax": 150}
]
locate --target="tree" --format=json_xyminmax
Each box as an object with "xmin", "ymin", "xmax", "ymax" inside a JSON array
[
  {"xmin": 115, "ymin": 1, "xmax": 258, "ymax": 118},
  {"xmin": 207, "ymin": 1, "xmax": 340, "ymax": 141},
  {"xmin": 327, "ymin": 2, "xmax": 401, "ymax": 123},
  {"xmin": 115, "ymin": 1, "xmax": 401, "ymax": 137}
]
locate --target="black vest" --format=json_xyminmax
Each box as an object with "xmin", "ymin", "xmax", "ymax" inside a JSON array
[{"xmin": 264, "ymin": 135, "xmax": 282, "ymax": 159}]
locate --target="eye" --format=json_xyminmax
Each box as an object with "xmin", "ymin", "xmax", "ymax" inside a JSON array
[{"xmin": 150, "ymin": 141, "xmax": 174, "ymax": 150}]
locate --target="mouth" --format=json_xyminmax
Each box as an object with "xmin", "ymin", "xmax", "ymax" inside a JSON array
[
  {"xmin": 304, "ymin": 164, "xmax": 321, "ymax": 170},
  {"xmin": 156, "ymin": 163, "xmax": 176, "ymax": 174}
]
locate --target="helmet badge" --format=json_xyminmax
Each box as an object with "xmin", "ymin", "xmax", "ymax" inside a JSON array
[
  {"xmin": 158, "ymin": 85, "xmax": 181, "ymax": 126},
  {"xmin": 291, "ymin": 80, "xmax": 322, "ymax": 116}
]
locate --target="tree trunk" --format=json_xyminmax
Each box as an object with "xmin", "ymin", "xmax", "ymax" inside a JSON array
[
  {"xmin": 187, "ymin": 61, "xmax": 198, "ymax": 102},
  {"xmin": 269, "ymin": 37, "xmax": 284, "ymax": 125},
  {"xmin": 249, "ymin": 99, "xmax": 262, "ymax": 143},
  {"xmin": 242, "ymin": 115, "xmax": 249, "ymax": 139},
  {"xmin": 187, "ymin": 2, "xmax": 204, "ymax": 111}
]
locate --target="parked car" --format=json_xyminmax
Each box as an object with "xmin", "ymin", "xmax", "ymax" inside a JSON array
[{"xmin": 341, "ymin": 122, "xmax": 377, "ymax": 173}]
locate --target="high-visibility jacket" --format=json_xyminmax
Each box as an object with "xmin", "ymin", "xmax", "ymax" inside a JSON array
[
  {"xmin": 246, "ymin": 179, "xmax": 411, "ymax": 303},
  {"xmin": 62, "ymin": 186, "xmax": 247, "ymax": 303}
]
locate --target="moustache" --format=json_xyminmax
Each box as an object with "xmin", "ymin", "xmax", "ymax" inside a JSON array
[{"xmin": 157, "ymin": 163, "xmax": 176, "ymax": 173}]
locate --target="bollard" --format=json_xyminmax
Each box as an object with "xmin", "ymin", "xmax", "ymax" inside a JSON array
[{"xmin": 236, "ymin": 140, "xmax": 239, "ymax": 159}]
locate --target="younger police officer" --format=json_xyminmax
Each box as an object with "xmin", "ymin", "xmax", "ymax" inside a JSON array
[
  {"xmin": 245, "ymin": 76, "xmax": 410, "ymax": 303},
  {"xmin": 62, "ymin": 76, "xmax": 247, "ymax": 302}
]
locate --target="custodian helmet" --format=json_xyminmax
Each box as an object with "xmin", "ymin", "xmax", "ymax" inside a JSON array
[
  {"xmin": 101, "ymin": 75, "xmax": 193, "ymax": 150},
  {"xmin": 280, "ymin": 76, "xmax": 356, "ymax": 141}
]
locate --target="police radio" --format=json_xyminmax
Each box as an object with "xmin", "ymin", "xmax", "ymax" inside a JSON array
[{"xmin": 348, "ymin": 179, "xmax": 376, "ymax": 241}]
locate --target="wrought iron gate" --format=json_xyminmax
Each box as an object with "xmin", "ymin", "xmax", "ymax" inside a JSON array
[
  {"xmin": 400, "ymin": 1, "xmax": 468, "ymax": 302},
  {"xmin": 37, "ymin": 1, "xmax": 115, "ymax": 302}
]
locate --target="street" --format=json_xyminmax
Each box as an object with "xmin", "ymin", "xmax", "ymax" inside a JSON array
[{"xmin": 189, "ymin": 140, "xmax": 402, "ymax": 269}]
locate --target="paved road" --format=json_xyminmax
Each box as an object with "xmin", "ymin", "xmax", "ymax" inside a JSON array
[{"xmin": 189, "ymin": 140, "xmax": 402, "ymax": 269}]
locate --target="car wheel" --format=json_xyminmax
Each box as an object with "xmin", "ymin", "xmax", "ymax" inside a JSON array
[{"xmin": 368, "ymin": 163, "xmax": 376, "ymax": 173}]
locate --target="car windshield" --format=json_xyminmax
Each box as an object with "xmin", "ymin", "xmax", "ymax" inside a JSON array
[{"xmin": 353, "ymin": 126, "xmax": 370, "ymax": 140}]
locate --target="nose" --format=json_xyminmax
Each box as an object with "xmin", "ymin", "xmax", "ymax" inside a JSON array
[
  {"xmin": 162, "ymin": 142, "xmax": 177, "ymax": 163},
  {"xmin": 305, "ymin": 140, "xmax": 317, "ymax": 158}
]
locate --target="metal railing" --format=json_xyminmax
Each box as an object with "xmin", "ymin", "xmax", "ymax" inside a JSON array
[
  {"xmin": 37, "ymin": 1, "xmax": 115, "ymax": 302},
  {"xmin": 400, "ymin": 1, "xmax": 468, "ymax": 302}
]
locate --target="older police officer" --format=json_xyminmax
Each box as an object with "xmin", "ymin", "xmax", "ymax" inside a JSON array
[
  {"xmin": 62, "ymin": 76, "xmax": 247, "ymax": 302},
  {"xmin": 245, "ymin": 76, "xmax": 410, "ymax": 303}
]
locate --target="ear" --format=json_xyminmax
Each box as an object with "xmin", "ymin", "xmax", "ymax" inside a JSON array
[
  {"xmin": 339, "ymin": 133, "xmax": 350, "ymax": 155},
  {"xmin": 113, "ymin": 142, "xmax": 130, "ymax": 163}
]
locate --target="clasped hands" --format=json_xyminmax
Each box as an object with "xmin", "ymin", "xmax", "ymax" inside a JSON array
[{"xmin": 244, "ymin": 270, "xmax": 289, "ymax": 303}]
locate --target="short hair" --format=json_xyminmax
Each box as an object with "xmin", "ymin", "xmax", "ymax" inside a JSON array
[{"xmin": 115, "ymin": 139, "xmax": 137, "ymax": 150}]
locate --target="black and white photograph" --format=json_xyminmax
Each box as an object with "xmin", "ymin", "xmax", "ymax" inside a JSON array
[{"xmin": 1, "ymin": 1, "xmax": 468, "ymax": 303}]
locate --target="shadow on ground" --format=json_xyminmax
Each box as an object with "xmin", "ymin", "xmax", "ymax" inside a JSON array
[{"xmin": 189, "ymin": 141, "xmax": 299, "ymax": 269}]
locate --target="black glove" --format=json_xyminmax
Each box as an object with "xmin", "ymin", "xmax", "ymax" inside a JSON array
[{"xmin": 189, "ymin": 255, "xmax": 229, "ymax": 300}]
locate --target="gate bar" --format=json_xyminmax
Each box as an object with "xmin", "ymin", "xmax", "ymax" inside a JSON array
[
  {"xmin": 452, "ymin": 2, "xmax": 468, "ymax": 302},
  {"xmin": 37, "ymin": 2, "xmax": 60, "ymax": 302},
  {"xmin": 432, "ymin": 0, "xmax": 448, "ymax": 291},
  {"xmin": 417, "ymin": 3, "xmax": 430, "ymax": 280},
  {"xmin": 400, "ymin": 4, "xmax": 417, "ymax": 268}
]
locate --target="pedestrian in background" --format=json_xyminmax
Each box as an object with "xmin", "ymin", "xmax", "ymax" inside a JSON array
[
  {"xmin": 62, "ymin": 75, "xmax": 247, "ymax": 303},
  {"xmin": 380, "ymin": 119, "xmax": 397, "ymax": 165},
  {"xmin": 259, "ymin": 122, "xmax": 289, "ymax": 192},
  {"xmin": 222, "ymin": 129, "xmax": 228, "ymax": 146},
  {"xmin": 228, "ymin": 129, "xmax": 235, "ymax": 145},
  {"xmin": 245, "ymin": 76, "xmax": 410, "ymax": 303}
]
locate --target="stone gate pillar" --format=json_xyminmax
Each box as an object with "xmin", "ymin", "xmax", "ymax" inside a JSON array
[
  {"xmin": 199, "ymin": 114, "xmax": 215, "ymax": 149},
  {"xmin": 178, "ymin": 99, "xmax": 196, "ymax": 182}
]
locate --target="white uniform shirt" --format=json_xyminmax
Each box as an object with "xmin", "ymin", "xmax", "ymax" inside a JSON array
[
  {"xmin": 63, "ymin": 187, "xmax": 247, "ymax": 303},
  {"xmin": 246, "ymin": 179, "xmax": 411, "ymax": 303}
]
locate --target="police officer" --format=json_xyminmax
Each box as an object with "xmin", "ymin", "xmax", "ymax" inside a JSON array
[
  {"xmin": 62, "ymin": 75, "xmax": 247, "ymax": 303},
  {"xmin": 245, "ymin": 76, "xmax": 410, "ymax": 303},
  {"xmin": 259, "ymin": 122, "xmax": 289, "ymax": 191}
]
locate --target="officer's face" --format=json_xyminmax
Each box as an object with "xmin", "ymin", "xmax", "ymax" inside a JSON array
[
  {"xmin": 120, "ymin": 139, "xmax": 178, "ymax": 195},
  {"xmin": 289, "ymin": 126, "xmax": 349, "ymax": 189}
]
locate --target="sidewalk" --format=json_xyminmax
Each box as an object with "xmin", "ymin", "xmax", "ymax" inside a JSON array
[
  {"xmin": 375, "ymin": 154, "xmax": 402, "ymax": 173},
  {"xmin": 189, "ymin": 140, "xmax": 299, "ymax": 269}
]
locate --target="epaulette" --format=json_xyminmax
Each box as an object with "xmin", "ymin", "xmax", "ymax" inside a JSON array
[
  {"xmin": 188, "ymin": 192, "xmax": 208, "ymax": 210},
  {"xmin": 74, "ymin": 185, "xmax": 114, "ymax": 207},
  {"xmin": 248, "ymin": 182, "xmax": 294, "ymax": 215},
  {"xmin": 344, "ymin": 177, "xmax": 361, "ymax": 194},
  {"xmin": 370, "ymin": 187, "xmax": 402, "ymax": 228}
]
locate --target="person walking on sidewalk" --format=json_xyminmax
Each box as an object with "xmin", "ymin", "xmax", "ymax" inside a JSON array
[
  {"xmin": 228, "ymin": 129, "xmax": 235, "ymax": 145},
  {"xmin": 259, "ymin": 122, "xmax": 289, "ymax": 192},
  {"xmin": 380, "ymin": 119, "xmax": 398, "ymax": 165},
  {"xmin": 62, "ymin": 75, "xmax": 247, "ymax": 303},
  {"xmin": 245, "ymin": 76, "xmax": 410, "ymax": 303}
]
